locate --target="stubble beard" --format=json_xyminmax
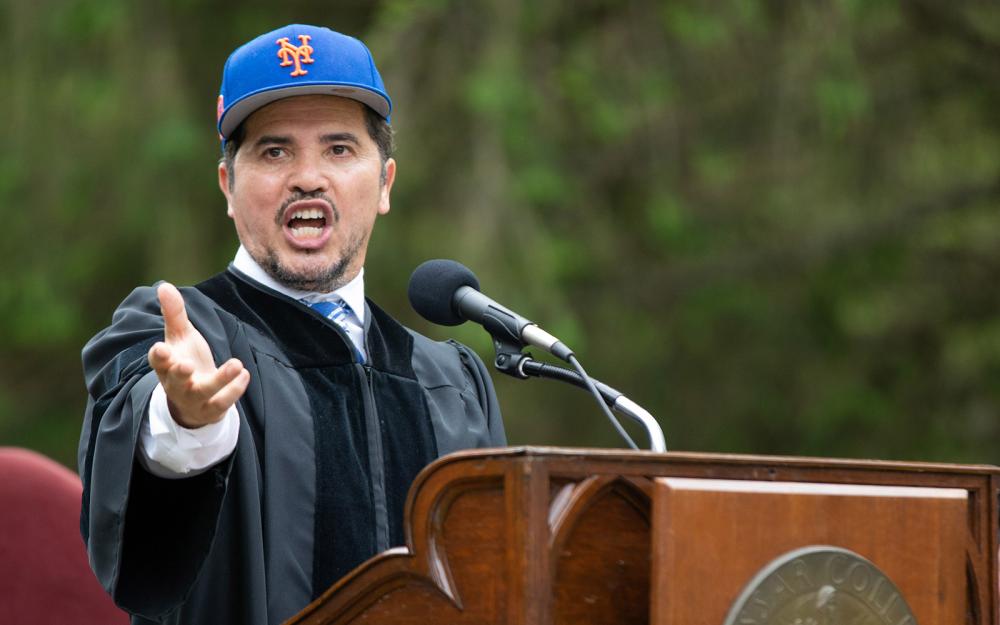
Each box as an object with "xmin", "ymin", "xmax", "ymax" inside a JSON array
[{"xmin": 255, "ymin": 233, "xmax": 366, "ymax": 293}]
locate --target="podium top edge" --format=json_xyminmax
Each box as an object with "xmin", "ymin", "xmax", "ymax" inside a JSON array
[{"xmin": 433, "ymin": 445, "xmax": 1000, "ymax": 475}]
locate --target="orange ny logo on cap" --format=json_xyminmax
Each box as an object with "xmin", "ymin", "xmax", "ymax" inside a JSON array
[{"xmin": 276, "ymin": 35, "xmax": 314, "ymax": 77}]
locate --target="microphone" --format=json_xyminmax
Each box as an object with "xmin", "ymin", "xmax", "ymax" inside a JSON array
[
  {"xmin": 408, "ymin": 259, "xmax": 574, "ymax": 362},
  {"xmin": 408, "ymin": 258, "xmax": 666, "ymax": 452}
]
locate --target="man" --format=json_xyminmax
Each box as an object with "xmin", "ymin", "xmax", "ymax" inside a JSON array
[{"xmin": 78, "ymin": 24, "xmax": 505, "ymax": 625}]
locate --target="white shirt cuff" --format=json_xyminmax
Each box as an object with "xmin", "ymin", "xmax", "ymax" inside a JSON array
[{"xmin": 137, "ymin": 382, "xmax": 240, "ymax": 479}]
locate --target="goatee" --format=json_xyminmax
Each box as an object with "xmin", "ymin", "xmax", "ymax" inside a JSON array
[{"xmin": 262, "ymin": 254, "xmax": 349, "ymax": 292}]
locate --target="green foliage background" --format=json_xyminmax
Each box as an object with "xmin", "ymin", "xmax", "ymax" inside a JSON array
[{"xmin": 3, "ymin": 0, "xmax": 1000, "ymax": 468}]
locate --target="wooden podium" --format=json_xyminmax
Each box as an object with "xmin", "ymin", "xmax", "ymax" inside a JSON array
[{"xmin": 286, "ymin": 447, "xmax": 1000, "ymax": 625}]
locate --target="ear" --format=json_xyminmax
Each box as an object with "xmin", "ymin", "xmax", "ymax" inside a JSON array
[
  {"xmin": 378, "ymin": 158, "xmax": 396, "ymax": 216},
  {"xmin": 218, "ymin": 160, "xmax": 235, "ymax": 218}
]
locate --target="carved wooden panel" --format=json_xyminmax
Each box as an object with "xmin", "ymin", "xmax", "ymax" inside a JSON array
[{"xmin": 550, "ymin": 476, "xmax": 651, "ymax": 625}]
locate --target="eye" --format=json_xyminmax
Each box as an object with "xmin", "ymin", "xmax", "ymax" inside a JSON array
[
  {"xmin": 330, "ymin": 145, "xmax": 350, "ymax": 156},
  {"xmin": 264, "ymin": 147, "xmax": 286, "ymax": 159}
]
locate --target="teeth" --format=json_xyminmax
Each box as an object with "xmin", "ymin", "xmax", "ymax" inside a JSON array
[
  {"xmin": 290, "ymin": 226, "xmax": 323, "ymax": 238},
  {"xmin": 290, "ymin": 208, "xmax": 324, "ymax": 220}
]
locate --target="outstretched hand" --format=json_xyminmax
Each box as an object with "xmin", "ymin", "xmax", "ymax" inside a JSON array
[{"xmin": 147, "ymin": 283, "xmax": 250, "ymax": 428}]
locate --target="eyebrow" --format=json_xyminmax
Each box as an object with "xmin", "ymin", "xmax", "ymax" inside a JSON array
[
  {"xmin": 253, "ymin": 135, "xmax": 292, "ymax": 148},
  {"xmin": 321, "ymin": 132, "xmax": 360, "ymax": 145},
  {"xmin": 252, "ymin": 133, "xmax": 361, "ymax": 148}
]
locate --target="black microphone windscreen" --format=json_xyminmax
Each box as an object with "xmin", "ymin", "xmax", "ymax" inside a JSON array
[{"xmin": 408, "ymin": 259, "xmax": 481, "ymax": 326}]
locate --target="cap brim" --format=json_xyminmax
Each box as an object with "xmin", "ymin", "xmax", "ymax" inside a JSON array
[{"xmin": 219, "ymin": 83, "xmax": 391, "ymax": 138}]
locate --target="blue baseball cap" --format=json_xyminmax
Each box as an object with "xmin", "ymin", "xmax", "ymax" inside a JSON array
[{"xmin": 217, "ymin": 24, "xmax": 392, "ymax": 141}]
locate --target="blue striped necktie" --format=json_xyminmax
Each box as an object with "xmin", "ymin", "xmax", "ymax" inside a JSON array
[
  {"xmin": 308, "ymin": 299, "xmax": 353, "ymax": 330},
  {"xmin": 306, "ymin": 299, "xmax": 365, "ymax": 363}
]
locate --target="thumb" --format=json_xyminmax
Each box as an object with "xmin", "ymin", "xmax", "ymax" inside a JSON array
[{"xmin": 157, "ymin": 282, "xmax": 191, "ymax": 342}]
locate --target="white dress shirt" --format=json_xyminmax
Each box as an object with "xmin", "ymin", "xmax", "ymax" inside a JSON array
[{"xmin": 136, "ymin": 246, "xmax": 367, "ymax": 478}]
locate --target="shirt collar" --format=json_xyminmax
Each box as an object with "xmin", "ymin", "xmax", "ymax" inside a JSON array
[{"xmin": 231, "ymin": 245, "xmax": 366, "ymax": 324}]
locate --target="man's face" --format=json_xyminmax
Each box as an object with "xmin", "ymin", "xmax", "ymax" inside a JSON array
[{"xmin": 218, "ymin": 95, "xmax": 395, "ymax": 292}]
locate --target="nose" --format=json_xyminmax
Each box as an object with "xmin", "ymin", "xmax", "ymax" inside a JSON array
[{"xmin": 287, "ymin": 152, "xmax": 330, "ymax": 194}]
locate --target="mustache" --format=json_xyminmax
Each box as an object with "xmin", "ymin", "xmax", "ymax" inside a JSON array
[{"xmin": 275, "ymin": 191, "xmax": 339, "ymax": 225}]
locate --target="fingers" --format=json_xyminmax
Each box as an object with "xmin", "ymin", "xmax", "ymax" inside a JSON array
[
  {"xmin": 206, "ymin": 368, "xmax": 251, "ymax": 413},
  {"xmin": 148, "ymin": 342, "xmax": 196, "ymax": 379},
  {"xmin": 201, "ymin": 358, "xmax": 246, "ymax": 396},
  {"xmin": 168, "ymin": 358, "xmax": 243, "ymax": 397},
  {"xmin": 157, "ymin": 282, "xmax": 191, "ymax": 342},
  {"xmin": 150, "ymin": 338, "xmax": 241, "ymax": 389},
  {"xmin": 148, "ymin": 341, "xmax": 171, "ymax": 374},
  {"xmin": 173, "ymin": 360, "xmax": 249, "ymax": 415}
]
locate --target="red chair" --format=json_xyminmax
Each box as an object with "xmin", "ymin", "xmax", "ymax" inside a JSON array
[{"xmin": 0, "ymin": 447, "xmax": 128, "ymax": 624}]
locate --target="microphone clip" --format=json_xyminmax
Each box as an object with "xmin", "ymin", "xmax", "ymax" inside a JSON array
[{"xmin": 491, "ymin": 336, "xmax": 531, "ymax": 379}]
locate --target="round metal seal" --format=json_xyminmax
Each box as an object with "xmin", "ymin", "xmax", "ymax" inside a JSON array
[{"xmin": 722, "ymin": 546, "xmax": 917, "ymax": 625}]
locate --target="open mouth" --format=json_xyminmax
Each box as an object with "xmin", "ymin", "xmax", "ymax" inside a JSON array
[
  {"xmin": 281, "ymin": 199, "xmax": 335, "ymax": 249},
  {"xmin": 286, "ymin": 207, "xmax": 327, "ymax": 239}
]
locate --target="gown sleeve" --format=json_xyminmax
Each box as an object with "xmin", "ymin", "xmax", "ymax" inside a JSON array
[{"xmin": 78, "ymin": 284, "xmax": 238, "ymax": 619}]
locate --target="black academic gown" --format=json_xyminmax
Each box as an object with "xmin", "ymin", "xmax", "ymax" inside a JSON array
[{"xmin": 78, "ymin": 268, "xmax": 506, "ymax": 624}]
